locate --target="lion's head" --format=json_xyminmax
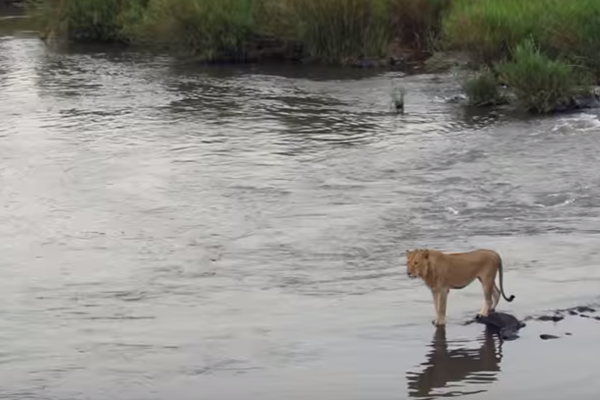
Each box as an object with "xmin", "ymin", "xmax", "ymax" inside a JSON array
[{"xmin": 406, "ymin": 249, "xmax": 430, "ymax": 279}]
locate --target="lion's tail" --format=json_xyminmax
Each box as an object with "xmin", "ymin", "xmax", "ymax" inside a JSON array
[{"xmin": 499, "ymin": 256, "xmax": 515, "ymax": 302}]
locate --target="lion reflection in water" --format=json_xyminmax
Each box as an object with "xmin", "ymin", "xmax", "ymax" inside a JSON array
[{"xmin": 406, "ymin": 326, "xmax": 503, "ymax": 399}]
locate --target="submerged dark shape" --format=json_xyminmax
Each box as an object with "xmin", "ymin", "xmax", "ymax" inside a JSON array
[
  {"xmin": 552, "ymin": 92, "xmax": 600, "ymax": 113},
  {"xmin": 536, "ymin": 314, "xmax": 564, "ymax": 322},
  {"xmin": 475, "ymin": 311, "xmax": 525, "ymax": 340},
  {"xmin": 526, "ymin": 304, "xmax": 600, "ymax": 323},
  {"xmin": 540, "ymin": 334, "xmax": 560, "ymax": 340}
]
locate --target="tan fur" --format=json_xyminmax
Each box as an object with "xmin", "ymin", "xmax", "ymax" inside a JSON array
[{"xmin": 406, "ymin": 248, "xmax": 515, "ymax": 326}]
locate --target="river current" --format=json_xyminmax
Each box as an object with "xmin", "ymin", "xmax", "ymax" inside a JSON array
[{"xmin": 2, "ymin": 30, "xmax": 600, "ymax": 399}]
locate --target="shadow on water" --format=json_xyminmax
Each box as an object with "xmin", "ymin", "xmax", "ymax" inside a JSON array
[
  {"xmin": 168, "ymin": 61, "xmax": 390, "ymax": 82},
  {"xmin": 406, "ymin": 326, "xmax": 502, "ymax": 399}
]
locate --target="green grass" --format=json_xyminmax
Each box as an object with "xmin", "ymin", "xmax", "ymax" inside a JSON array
[
  {"xmin": 496, "ymin": 39, "xmax": 593, "ymax": 114},
  {"xmin": 28, "ymin": 0, "xmax": 451, "ymax": 64},
  {"xmin": 133, "ymin": 0, "xmax": 258, "ymax": 61},
  {"xmin": 28, "ymin": 0, "xmax": 600, "ymax": 114},
  {"xmin": 289, "ymin": 0, "xmax": 390, "ymax": 64},
  {"xmin": 27, "ymin": 0, "xmax": 148, "ymax": 42},
  {"xmin": 443, "ymin": 0, "xmax": 600, "ymax": 113},
  {"xmin": 287, "ymin": 0, "xmax": 452, "ymax": 63},
  {"xmin": 443, "ymin": 0, "xmax": 600, "ymax": 72},
  {"xmin": 389, "ymin": 0, "xmax": 451, "ymax": 51},
  {"xmin": 28, "ymin": 0, "xmax": 600, "ymax": 70},
  {"xmin": 462, "ymin": 67, "xmax": 505, "ymax": 107}
]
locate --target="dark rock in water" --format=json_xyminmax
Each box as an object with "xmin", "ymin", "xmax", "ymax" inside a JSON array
[
  {"xmin": 475, "ymin": 312, "xmax": 525, "ymax": 340},
  {"xmin": 565, "ymin": 332, "xmax": 572, "ymax": 336},
  {"xmin": 445, "ymin": 94, "xmax": 468, "ymax": 104},
  {"xmin": 536, "ymin": 315, "xmax": 564, "ymax": 322},
  {"xmin": 580, "ymin": 314, "xmax": 591, "ymax": 319},
  {"xmin": 572, "ymin": 94, "xmax": 600, "ymax": 110},
  {"xmin": 568, "ymin": 310, "xmax": 578, "ymax": 316},
  {"xmin": 389, "ymin": 56, "xmax": 408, "ymax": 67},
  {"xmin": 593, "ymin": 316, "xmax": 600, "ymax": 321},
  {"xmin": 540, "ymin": 334, "xmax": 560, "ymax": 340},
  {"xmin": 351, "ymin": 58, "xmax": 388, "ymax": 69},
  {"xmin": 552, "ymin": 93, "xmax": 600, "ymax": 113},
  {"xmin": 576, "ymin": 306, "xmax": 596, "ymax": 313}
]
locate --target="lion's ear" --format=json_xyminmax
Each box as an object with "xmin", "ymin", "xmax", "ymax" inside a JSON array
[{"xmin": 423, "ymin": 250, "xmax": 429, "ymax": 260}]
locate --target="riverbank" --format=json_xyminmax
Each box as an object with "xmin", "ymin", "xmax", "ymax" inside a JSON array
[
  {"xmin": 28, "ymin": 0, "xmax": 447, "ymax": 68},
  {"xmin": 445, "ymin": 0, "xmax": 600, "ymax": 114},
  {"xmin": 24, "ymin": 0, "xmax": 600, "ymax": 115}
]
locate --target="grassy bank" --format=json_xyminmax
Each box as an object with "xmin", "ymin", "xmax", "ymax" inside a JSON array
[
  {"xmin": 444, "ymin": 0, "xmax": 600, "ymax": 113},
  {"xmin": 443, "ymin": 0, "xmax": 600, "ymax": 72},
  {"xmin": 28, "ymin": 0, "xmax": 600, "ymax": 114},
  {"xmin": 28, "ymin": 0, "xmax": 449, "ymax": 64}
]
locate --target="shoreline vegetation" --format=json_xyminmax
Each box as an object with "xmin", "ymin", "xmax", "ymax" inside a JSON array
[{"xmin": 19, "ymin": 0, "xmax": 600, "ymax": 114}]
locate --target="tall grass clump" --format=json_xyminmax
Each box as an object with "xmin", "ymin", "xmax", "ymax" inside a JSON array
[
  {"xmin": 133, "ymin": 0, "xmax": 258, "ymax": 61},
  {"xmin": 289, "ymin": 0, "xmax": 390, "ymax": 64},
  {"xmin": 28, "ymin": 0, "xmax": 454, "ymax": 64},
  {"xmin": 541, "ymin": 0, "xmax": 600, "ymax": 74},
  {"xmin": 462, "ymin": 67, "xmax": 505, "ymax": 107},
  {"xmin": 28, "ymin": 0, "xmax": 148, "ymax": 42},
  {"xmin": 496, "ymin": 39, "xmax": 593, "ymax": 114},
  {"xmin": 442, "ymin": 0, "xmax": 550, "ymax": 63},
  {"xmin": 443, "ymin": 0, "xmax": 600, "ymax": 72},
  {"xmin": 389, "ymin": 0, "xmax": 451, "ymax": 51},
  {"xmin": 253, "ymin": 0, "xmax": 297, "ymax": 40}
]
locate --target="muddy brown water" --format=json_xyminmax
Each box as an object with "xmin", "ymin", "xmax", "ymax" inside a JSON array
[{"xmin": 2, "ymin": 28, "xmax": 600, "ymax": 400}]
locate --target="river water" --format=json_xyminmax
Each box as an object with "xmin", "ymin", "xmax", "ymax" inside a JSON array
[{"xmin": 2, "ymin": 28, "xmax": 600, "ymax": 400}]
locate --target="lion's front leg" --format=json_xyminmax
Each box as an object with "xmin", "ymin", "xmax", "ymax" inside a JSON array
[
  {"xmin": 432, "ymin": 289, "xmax": 449, "ymax": 326},
  {"xmin": 430, "ymin": 290, "xmax": 439, "ymax": 325}
]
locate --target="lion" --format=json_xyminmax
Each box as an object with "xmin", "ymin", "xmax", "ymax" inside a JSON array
[{"xmin": 406, "ymin": 248, "xmax": 515, "ymax": 326}]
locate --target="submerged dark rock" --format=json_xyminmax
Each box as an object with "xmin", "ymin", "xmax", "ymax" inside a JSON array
[
  {"xmin": 540, "ymin": 334, "xmax": 560, "ymax": 340},
  {"xmin": 351, "ymin": 58, "xmax": 385, "ymax": 69},
  {"xmin": 526, "ymin": 304, "xmax": 600, "ymax": 325},
  {"xmin": 552, "ymin": 93, "xmax": 600, "ymax": 113},
  {"xmin": 536, "ymin": 315, "xmax": 564, "ymax": 322},
  {"xmin": 445, "ymin": 94, "xmax": 468, "ymax": 104}
]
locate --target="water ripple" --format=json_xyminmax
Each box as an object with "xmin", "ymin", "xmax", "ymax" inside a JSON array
[{"xmin": 2, "ymin": 33, "xmax": 600, "ymax": 400}]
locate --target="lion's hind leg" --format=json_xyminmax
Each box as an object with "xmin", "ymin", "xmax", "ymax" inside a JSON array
[
  {"xmin": 491, "ymin": 284, "xmax": 501, "ymax": 312},
  {"xmin": 478, "ymin": 279, "xmax": 494, "ymax": 317}
]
